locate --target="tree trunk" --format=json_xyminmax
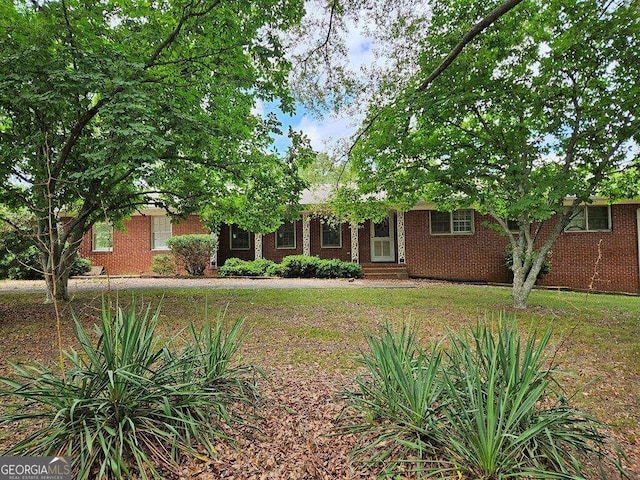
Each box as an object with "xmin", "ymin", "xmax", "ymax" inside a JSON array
[
  {"xmin": 511, "ymin": 248, "xmax": 550, "ymax": 309},
  {"xmin": 45, "ymin": 271, "xmax": 70, "ymax": 303},
  {"xmin": 42, "ymin": 245, "xmax": 75, "ymax": 303}
]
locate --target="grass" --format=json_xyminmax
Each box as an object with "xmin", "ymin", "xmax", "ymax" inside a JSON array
[{"xmin": 0, "ymin": 283, "xmax": 638, "ymax": 437}]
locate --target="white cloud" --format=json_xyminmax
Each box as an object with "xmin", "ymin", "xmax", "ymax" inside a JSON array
[
  {"xmin": 297, "ymin": 111, "xmax": 363, "ymax": 154},
  {"xmin": 251, "ymin": 98, "xmax": 264, "ymax": 117}
]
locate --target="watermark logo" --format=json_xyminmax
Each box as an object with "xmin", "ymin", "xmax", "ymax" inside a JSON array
[{"xmin": 0, "ymin": 456, "xmax": 71, "ymax": 480}]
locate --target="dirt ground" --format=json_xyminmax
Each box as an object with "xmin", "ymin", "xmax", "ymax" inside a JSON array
[{"xmin": 0, "ymin": 277, "xmax": 637, "ymax": 479}]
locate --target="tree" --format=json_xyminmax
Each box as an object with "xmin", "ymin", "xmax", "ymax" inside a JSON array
[
  {"xmin": 0, "ymin": 0, "xmax": 309, "ymax": 301},
  {"xmin": 351, "ymin": 0, "xmax": 639, "ymax": 308}
]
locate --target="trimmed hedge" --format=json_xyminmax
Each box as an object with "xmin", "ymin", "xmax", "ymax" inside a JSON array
[
  {"xmin": 218, "ymin": 255, "xmax": 363, "ymax": 279},
  {"xmin": 218, "ymin": 258, "xmax": 276, "ymax": 277}
]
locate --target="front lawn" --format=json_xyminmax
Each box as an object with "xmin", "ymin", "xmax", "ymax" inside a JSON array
[{"xmin": 0, "ymin": 283, "xmax": 638, "ymax": 477}]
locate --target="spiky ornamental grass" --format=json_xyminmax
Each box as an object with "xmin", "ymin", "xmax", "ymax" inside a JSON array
[
  {"xmin": 0, "ymin": 300, "xmax": 258, "ymax": 480},
  {"xmin": 344, "ymin": 315, "xmax": 628, "ymax": 479}
]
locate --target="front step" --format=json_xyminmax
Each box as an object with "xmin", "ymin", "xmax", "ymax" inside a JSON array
[{"xmin": 361, "ymin": 264, "xmax": 409, "ymax": 280}]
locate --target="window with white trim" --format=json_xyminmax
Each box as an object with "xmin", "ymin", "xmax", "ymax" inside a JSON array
[
  {"xmin": 92, "ymin": 222, "xmax": 113, "ymax": 252},
  {"xmin": 321, "ymin": 222, "xmax": 342, "ymax": 248},
  {"xmin": 151, "ymin": 216, "xmax": 172, "ymax": 250},
  {"xmin": 565, "ymin": 206, "xmax": 611, "ymax": 232},
  {"xmin": 230, "ymin": 225, "xmax": 250, "ymax": 250},
  {"xmin": 276, "ymin": 221, "xmax": 296, "ymax": 249},
  {"xmin": 430, "ymin": 209, "xmax": 474, "ymax": 235}
]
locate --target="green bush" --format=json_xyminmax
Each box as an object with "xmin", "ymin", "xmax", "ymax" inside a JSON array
[
  {"xmin": 316, "ymin": 258, "xmax": 363, "ymax": 278},
  {"xmin": 69, "ymin": 255, "xmax": 92, "ymax": 276},
  {"xmin": 218, "ymin": 258, "xmax": 276, "ymax": 277},
  {"xmin": 0, "ymin": 238, "xmax": 91, "ymax": 279},
  {"xmin": 279, "ymin": 255, "xmax": 320, "ymax": 278},
  {"xmin": 343, "ymin": 315, "xmax": 625, "ymax": 478},
  {"xmin": 0, "ymin": 301, "xmax": 257, "ymax": 479},
  {"xmin": 151, "ymin": 254, "xmax": 176, "ymax": 276},
  {"xmin": 167, "ymin": 234, "xmax": 216, "ymax": 276},
  {"xmin": 218, "ymin": 256, "xmax": 362, "ymax": 279}
]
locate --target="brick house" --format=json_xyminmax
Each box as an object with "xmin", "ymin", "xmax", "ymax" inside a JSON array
[{"xmin": 78, "ymin": 199, "xmax": 640, "ymax": 295}]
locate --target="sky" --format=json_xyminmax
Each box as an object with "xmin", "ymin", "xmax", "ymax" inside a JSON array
[{"xmin": 256, "ymin": 18, "xmax": 377, "ymax": 157}]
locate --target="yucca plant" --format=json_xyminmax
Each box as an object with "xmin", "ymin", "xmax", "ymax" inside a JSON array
[
  {"xmin": 344, "ymin": 315, "xmax": 627, "ymax": 479},
  {"xmin": 342, "ymin": 322, "xmax": 445, "ymax": 472},
  {"xmin": 0, "ymin": 300, "xmax": 257, "ymax": 479},
  {"xmin": 439, "ymin": 317, "xmax": 627, "ymax": 479}
]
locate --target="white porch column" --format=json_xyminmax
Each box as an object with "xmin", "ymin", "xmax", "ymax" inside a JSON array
[
  {"xmin": 210, "ymin": 231, "xmax": 219, "ymax": 268},
  {"xmin": 302, "ymin": 213, "xmax": 311, "ymax": 256},
  {"xmin": 350, "ymin": 222, "xmax": 359, "ymax": 263},
  {"xmin": 397, "ymin": 211, "xmax": 406, "ymax": 264},
  {"xmin": 254, "ymin": 233, "xmax": 263, "ymax": 259}
]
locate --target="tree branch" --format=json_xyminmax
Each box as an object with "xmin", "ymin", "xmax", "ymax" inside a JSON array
[{"xmin": 416, "ymin": 0, "xmax": 526, "ymax": 92}]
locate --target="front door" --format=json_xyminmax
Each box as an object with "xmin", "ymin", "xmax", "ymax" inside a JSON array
[{"xmin": 371, "ymin": 216, "xmax": 395, "ymax": 262}]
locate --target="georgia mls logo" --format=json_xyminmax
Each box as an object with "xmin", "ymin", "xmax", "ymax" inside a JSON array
[{"xmin": 0, "ymin": 456, "xmax": 71, "ymax": 480}]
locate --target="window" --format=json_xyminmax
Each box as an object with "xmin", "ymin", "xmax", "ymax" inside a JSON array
[
  {"xmin": 430, "ymin": 209, "xmax": 474, "ymax": 234},
  {"xmin": 276, "ymin": 221, "xmax": 296, "ymax": 249},
  {"xmin": 151, "ymin": 216, "xmax": 172, "ymax": 250},
  {"xmin": 92, "ymin": 222, "xmax": 113, "ymax": 252},
  {"xmin": 230, "ymin": 225, "xmax": 250, "ymax": 250},
  {"xmin": 565, "ymin": 206, "xmax": 611, "ymax": 232},
  {"xmin": 321, "ymin": 222, "xmax": 342, "ymax": 248}
]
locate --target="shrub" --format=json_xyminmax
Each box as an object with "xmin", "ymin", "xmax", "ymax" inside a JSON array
[
  {"xmin": 316, "ymin": 258, "xmax": 363, "ymax": 278},
  {"xmin": 167, "ymin": 234, "xmax": 217, "ymax": 276},
  {"xmin": 279, "ymin": 255, "xmax": 320, "ymax": 278},
  {"xmin": 218, "ymin": 256, "xmax": 362, "ymax": 279},
  {"xmin": 151, "ymin": 254, "xmax": 176, "ymax": 276},
  {"xmin": 69, "ymin": 254, "xmax": 92, "ymax": 276},
  {"xmin": 218, "ymin": 258, "xmax": 276, "ymax": 277},
  {"xmin": 0, "ymin": 300, "xmax": 257, "ymax": 479},
  {"xmin": 343, "ymin": 315, "xmax": 626, "ymax": 478},
  {"xmin": 0, "ymin": 238, "xmax": 91, "ymax": 279}
]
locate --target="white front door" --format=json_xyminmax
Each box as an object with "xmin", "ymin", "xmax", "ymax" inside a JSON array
[{"xmin": 371, "ymin": 216, "xmax": 395, "ymax": 262}]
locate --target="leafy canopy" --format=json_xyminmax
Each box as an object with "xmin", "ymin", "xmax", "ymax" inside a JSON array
[{"xmin": 352, "ymin": 0, "xmax": 639, "ymax": 217}]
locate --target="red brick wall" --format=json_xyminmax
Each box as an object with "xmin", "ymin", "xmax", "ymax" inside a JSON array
[
  {"xmin": 79, "ymin": 215, "xmax": 209, "ymax": 275},
  {"xmin": 404, "ymin": 210, "xmax": 512, "ymax": 283},
  {"xmin": 217, "ymin": 218, "xmax": 353, "ymax": 265},
  {"xmin": 405, "ymin": 206, "xmax": 639, "ymax": 294},
  {"xmin": 538, "ymin": 204, "xmax": 639, "ymax": 293}
]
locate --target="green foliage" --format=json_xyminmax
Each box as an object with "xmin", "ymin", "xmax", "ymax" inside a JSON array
[
  {"xmin": 217, "ymin": 255, "xmax": 363, "ymax": 279},
  {"xmin": 69, "ymin": 255, "xmax": 92, "ymax": 276},
  {"xmin": 166, "ymin": 234, "xmax": 216, "ymax": 276},
  {"xmin": 351, "ymin": 0, "xmax": 640, "ymax": 307},
  {"xmin": 315, "ymin": 258, "xmax": 364, "ymax": 279},
  {"xmin": 0, "ymin": 0, "xmax": 310, "ymax": 300},
  {"xmin": 151, "ymin": 254, "xmax": 176, "ymax": 276},
  {"xmin": 279, "ymin": 255, "xmax": 321, "ymax": 278},
  {"xmin": 342, "ymin": 323, "xmax": 444, "ymax": 469},
  {"xmin": 0, "ymin": 220, "xmax": 91, "ymax": 279},
  {"xmin": 344, "ymin": 315, "xmax": 626, "ymax": 478},
  {"xmin": 0, "ymin": 300, "xmax": 257, "ymax": 479},
  {"xmin": 217, "ymin": 258, "xmax": 276, "ymax": 277}
]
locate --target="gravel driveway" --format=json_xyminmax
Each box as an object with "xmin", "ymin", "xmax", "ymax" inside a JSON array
[{"xmin": 0, "ymin": 276, "xmax": 419, "ymax": 295}]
